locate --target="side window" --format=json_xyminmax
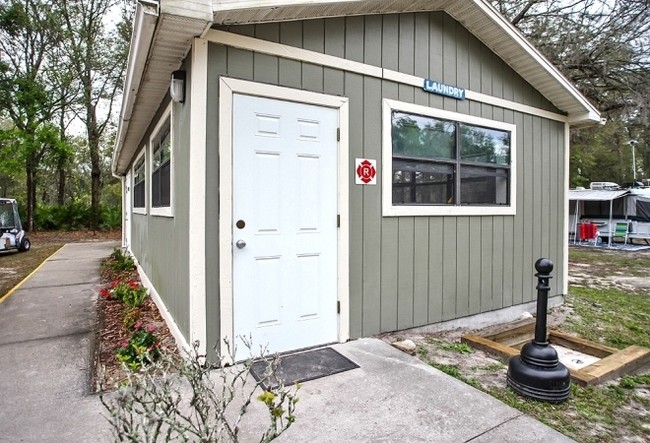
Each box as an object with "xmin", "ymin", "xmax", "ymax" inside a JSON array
[
  {"xmin": 149, "ymin": 105, "xmax": 173, "ymax": 217},
  {"xmin": 133, "ymin": 151, "xmax": 146, "ymax": 213},
  {"xmin": 384, "ymin": 99, "xmax": 516, "ymax": 216}
]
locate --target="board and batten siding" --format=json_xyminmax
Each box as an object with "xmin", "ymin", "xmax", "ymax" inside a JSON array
[
  {"xmin": 130, "ymin": 73, "xmax": 193, "ymax": 342},
  {"xmin": 205, "ymin": 11, "xmax": 566, "ymax": 341}
]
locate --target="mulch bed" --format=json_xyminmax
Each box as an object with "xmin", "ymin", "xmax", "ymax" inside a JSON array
[{"xmin": 94, "ymin": 267, "xmax": 181, "ymax": 391}]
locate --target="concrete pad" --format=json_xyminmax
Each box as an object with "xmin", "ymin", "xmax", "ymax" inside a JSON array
[
  {"xmin": 471, "ymin": 414, "xmax": 574, "ymax": 442},
  {"xmin": 235, "ymin": 338, "xmax": 574, "ymax": 442}
]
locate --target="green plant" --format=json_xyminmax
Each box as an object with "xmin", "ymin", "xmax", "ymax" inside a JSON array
[
  {"xmin": 112, "ymin": 280, "xmax": 147, "ymax": 308},
  {"xmin": 122, "ymin": 307, "xmax": 141, "ymax": 330},
  {"xmin": 107, "ymin": 248, "xmax": 135, "ymax": 273},
  {"xmin": 116, "ymin": 322, "xmax": 160, "ymax": 372},
  {"xmin": 439, "ymin": 341, "xmax": 474, "ymax": 354}
]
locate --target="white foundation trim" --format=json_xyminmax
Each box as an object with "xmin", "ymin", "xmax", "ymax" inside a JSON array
[
  {"xmin": 189, "ymin": 38, "xmax": 209, "ymax": 354},
  {"xmin": 206, "ymin": 29, "xmax": 569, "ymax": 124},
  {"xmin": 405, "ymin": 294, "xmax": 565, "ymax": 335},
  {"xmin": 137, "ymin": 262, "xmax": 191, "ymax": 354},
  {"xmin": 218, "ymin": 77, "xmax": 350, "ymax": 359}
]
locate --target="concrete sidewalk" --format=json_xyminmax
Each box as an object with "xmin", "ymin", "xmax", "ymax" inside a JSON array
[
  {"xmin": 0, "ymin": 241, "xmax": 574, "ymax": 442},
  {"xmin": 0, "ymin": 242, "xmax": 118, "ymax": 443}
]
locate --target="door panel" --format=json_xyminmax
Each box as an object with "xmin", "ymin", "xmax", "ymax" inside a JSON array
[{"xmin": 232, "ymin": 94, "xmax": 338, "ymax": 358}]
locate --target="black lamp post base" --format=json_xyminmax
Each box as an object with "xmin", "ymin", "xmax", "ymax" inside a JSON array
[{"xmin": 507, "ymin": 349, "xmax": 571, "ymax": 403}]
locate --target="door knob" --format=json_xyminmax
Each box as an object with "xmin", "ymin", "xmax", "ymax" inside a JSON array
[{"xmin": 235, "ymin": 239, "xmax": 246, "ymax": 249}]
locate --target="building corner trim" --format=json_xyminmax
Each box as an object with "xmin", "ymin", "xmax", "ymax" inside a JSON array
[{"xmin": 189, "ymin": 37, "xmax": 209, "ymax": 354}]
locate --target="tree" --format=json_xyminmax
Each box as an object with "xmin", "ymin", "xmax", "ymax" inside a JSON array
[
  {"xmin": 0, "ymin": 0, "xmax": 70, "ymax": 230},
  {"xmin": 491, "ymin": 0, "xmax": 650, "ymax": 185},
  {"xmin": 59, "ymin": 0, "xmax": 131, "ymax": 231}
]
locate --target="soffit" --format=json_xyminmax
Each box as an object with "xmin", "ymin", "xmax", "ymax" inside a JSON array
[{"xmin": 115, "ymin": 13, "xmax": 208, "ymax": 174}]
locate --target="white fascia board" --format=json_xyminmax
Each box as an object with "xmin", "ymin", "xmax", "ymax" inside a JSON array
[
  {"xmin": 213, "ymin": 0, "xmax": 358, "ymax": 12},
  {"xmin": 162, "ymin": 0, "xmax": 213, "ymax": 21},
  {"xmin": 112, "ymin": 2, "xmax": 158, "ymax": 176},
  {"xmin": 568, "ymin": 111, "xmax": 604, "ymax": 126}
]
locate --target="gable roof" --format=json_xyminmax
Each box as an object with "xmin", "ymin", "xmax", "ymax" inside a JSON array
[{"xmin": 113, "ymin": 0, "xmax": 601, "ymax": 175}]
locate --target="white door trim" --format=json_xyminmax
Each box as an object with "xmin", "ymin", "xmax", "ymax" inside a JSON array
[{"xmin": 219, "ymin": 77, "xmax": 349, "ymax": 359}]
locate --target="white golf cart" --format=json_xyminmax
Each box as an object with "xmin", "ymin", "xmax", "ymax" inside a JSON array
[{"xmin": 0, "ymin": 198, "xmax": 31, "ymax": 253}]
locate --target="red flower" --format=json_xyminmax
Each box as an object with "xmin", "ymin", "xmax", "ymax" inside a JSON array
[
  {"xmin": 99, "ymin": 288, "xmax": 111, "ymax": 299},
  {"xmin": 134, "ymin": 321, "xmax": 143, "ymax": 330},
  {"xmin": 128, "ymin": 281, "xmax": 140, "ymax": 290},
  {"xmin": 110, "ymin": 280, "xmax": 119, "ymax": 288},
  {"xmin": 147, "ymin": 324, "xmax": 156, "ymax": 333}
]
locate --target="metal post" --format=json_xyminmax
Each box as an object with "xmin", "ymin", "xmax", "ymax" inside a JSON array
[
  {"xmin": 506, "ymin": 258, "xmax": 571, "ymax": 402},
  {"xmin": 534, "ymin": 263, "xmax": 550, "ymax": 344}
]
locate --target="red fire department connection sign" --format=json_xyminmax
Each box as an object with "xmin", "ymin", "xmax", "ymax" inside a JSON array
[{"xmin": 355, "ymin": 158, "xmax": 377, "ymax": 185}]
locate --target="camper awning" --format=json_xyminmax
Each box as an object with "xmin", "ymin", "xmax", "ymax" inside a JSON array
[{"xmin": 568, "ymin": 189, "xmax": 629, "ymax": 201}]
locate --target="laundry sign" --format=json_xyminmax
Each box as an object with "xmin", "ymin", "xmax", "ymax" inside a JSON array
[
  {"xmin": 423, "ymin": 78, "xmax": 466, "ymax": 100},
  {"xmin": 355, "ymin": 158, "xmax": 377, "ymax": 185}
]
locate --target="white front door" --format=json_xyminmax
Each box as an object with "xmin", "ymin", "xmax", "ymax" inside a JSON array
[{"xmin": 232, "ymin": 94, "xmax": 339, "ymax": 358}]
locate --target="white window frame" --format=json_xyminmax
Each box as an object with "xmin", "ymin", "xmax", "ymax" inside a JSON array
[
  {"xmin": 132, "ymin": 148, "xmax": 147, "ymax": 215},
  {"xmin": 382, "ymin": 99, "xmax": 517, "ymax": 216},
  {"xmin": 149, "ymin": 104, "xmax": 173, "ymax": 217}
]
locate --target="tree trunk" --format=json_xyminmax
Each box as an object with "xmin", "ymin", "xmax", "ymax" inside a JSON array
[
  {"xmin": 89, "ymin": 125, "xmax": 101, "ymax": 232},
  {"xmin": 57, "ymin": 158, "xmax": 66, "ymax": 206},
  {"xmin": 26, "ymin": 158, "xmax": 36, "ymax": 232},
  {"xmin": 57, "ymin": 111, "xmax": 67, "ymax": 206}
]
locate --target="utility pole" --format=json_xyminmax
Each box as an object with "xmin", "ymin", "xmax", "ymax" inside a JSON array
[{"xmin": 630, "ymin": 140, "xmax": 638, "ymax": 181}]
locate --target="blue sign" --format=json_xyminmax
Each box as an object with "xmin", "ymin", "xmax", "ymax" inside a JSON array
[{"xmin": 423, "ymin": 79, "xmax": 465, "ymax": 100}]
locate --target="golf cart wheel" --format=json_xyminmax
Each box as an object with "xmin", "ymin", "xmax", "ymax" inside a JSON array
[{"xmin": 18, "ymin": 237, "xmax": 31, "ymax": 252}]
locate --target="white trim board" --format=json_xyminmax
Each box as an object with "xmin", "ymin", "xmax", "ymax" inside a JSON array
[
  {"xmin": 189, "ymin": 38, "xmax": 209, "ymax": 355},
  {"xmin": 206, "ymin": 29, "xmax": 569, "ymax": 124},
  {"xmin": 149, "ymin": 104, "xmax": 173, "ymax": 218},
  {"xmin": 218, "ymin": 77, "xmax": 350, "ymax": 360},
  {"xmin": 132, "ymin": 148, "xmax": 147, "ymax": 216}
]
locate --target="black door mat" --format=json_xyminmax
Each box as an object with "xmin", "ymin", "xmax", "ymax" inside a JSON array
[{"xmin": 250, "ymin": 347, "xmax": 359, "ymax": 390}]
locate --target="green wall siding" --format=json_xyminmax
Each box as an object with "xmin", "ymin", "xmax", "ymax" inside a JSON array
[
  {"xmin": 205, "ymin": 11, "xmax": 567, "ymax": 342},
  {"xmin": 129, "ymin": 61, "xmax": 193, "ymax": 342}
]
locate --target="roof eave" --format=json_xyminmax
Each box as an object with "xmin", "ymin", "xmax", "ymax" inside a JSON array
[
  {"xmin": 112, "ymin": 0, "xmax": 213, "ymax": 176},
  {"xmin": 112, "ymin": 2, "xmax": 159, "ymax": 176}
]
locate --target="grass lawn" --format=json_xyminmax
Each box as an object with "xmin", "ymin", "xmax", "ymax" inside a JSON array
[{"xmin": 414, "ymin": 247, "xmax": 650, "ymax": 442}]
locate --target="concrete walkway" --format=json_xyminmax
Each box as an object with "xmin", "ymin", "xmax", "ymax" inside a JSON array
[
  {"xmin": 0, "ymin": 242, "xmax": 118, "ymax": 443},
  {"xmin": 0, "ymin": 241, "xmax": 574, "ymax": 442}
]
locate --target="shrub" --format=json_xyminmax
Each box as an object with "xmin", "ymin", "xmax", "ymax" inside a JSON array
[
  {"xmin": 101, "ymin": 340, "xmax": 300, "ymax": 443},
  {"xmin": 33, "ymin": 202, "xmax": 121, "ymax": 231}
]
